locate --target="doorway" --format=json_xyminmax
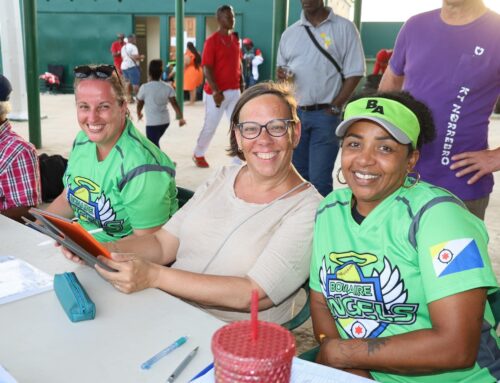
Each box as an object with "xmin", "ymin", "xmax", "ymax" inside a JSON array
[
  {"xmin": 135, "ymin": 16, "xmax": 161, "ymax": 84},
  {"xmin": 169, "ymin": 16, "xmax": 197, "ymax": 61}
]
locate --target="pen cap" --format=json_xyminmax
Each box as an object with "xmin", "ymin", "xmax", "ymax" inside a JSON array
[{"xmin": 211, "ymin": 320, "xmax": 295, "ymax": 382}]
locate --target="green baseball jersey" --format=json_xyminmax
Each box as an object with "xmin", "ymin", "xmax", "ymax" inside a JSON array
[
  {"xmin": 64, "ymin": 119, "xmax": 178, "ymax": 242},
  {"xmin": 310, "ymin": 179, "xmax": 499, "ymax": 382}
]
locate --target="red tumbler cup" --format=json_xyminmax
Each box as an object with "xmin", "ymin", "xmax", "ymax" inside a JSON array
[{"xmin": 211, "ymin": 320, "xmax": 296, "ymax": 383}]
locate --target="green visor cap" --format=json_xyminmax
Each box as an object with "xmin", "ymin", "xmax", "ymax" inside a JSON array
[{"xmin": 336, "ymin": 97, "xmax": 420, "ymax": 149}]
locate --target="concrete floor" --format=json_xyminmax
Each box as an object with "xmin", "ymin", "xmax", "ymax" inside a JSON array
[{"xmin": 10, "ymin": 93, "xmax": 500, "ymax": 354}]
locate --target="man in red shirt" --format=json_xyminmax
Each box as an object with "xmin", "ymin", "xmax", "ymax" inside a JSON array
[
  {"xmin": 0, "ymin": 75, "xmax": 41, "ymax": 222},
  {"xmin": 193, "ymin": 4, "xmax": 244, "ymax": 168},
  {"xmin": 110, "ymin": 33, "xmax": 125, "ymax": 74},
  {"xmin": 373, "ymin": 48, "xmax": 393, "ymax": 75}
]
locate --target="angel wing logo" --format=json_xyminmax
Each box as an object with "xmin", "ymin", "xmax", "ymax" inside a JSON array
[
  {"xmin": 67, "ymin": 176, "xmax": 123, "ymax": 233},
  {"xmin": 319, "ymin": 253, "xmax": 418, "ymax": 339},
  {"xmin": 96, "ymin": 195, "xmax": 116, "ymax": 224}
]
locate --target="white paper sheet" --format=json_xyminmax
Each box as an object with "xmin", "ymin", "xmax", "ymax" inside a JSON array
[
  {"xmin": 0, "ymin": 256, "xmax": 53, "ymax": 305},
  {"xmin": 191, "ymin": 356, "xmax": 374, "ymax": 382},
  {"xmin": 0, "ymin": 364, "xmax": 17, "ymax": 383}
]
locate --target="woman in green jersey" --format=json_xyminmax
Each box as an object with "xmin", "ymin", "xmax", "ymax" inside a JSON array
[
  {"xmin": 59, "ymin": 82, "xmax": 322, "ymax": 324},
  {"xmin": 45, "ymin": 64, "xmax": 177, "ymax": 242},
  {"xmin": 309, "ymin": 91, "xmax": 499, "ymax": 382}
]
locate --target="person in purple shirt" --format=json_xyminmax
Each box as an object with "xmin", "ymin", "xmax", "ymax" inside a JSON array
[{"xmin": 379, "ymin": 0, "xmax": 500, "ymax": 220}]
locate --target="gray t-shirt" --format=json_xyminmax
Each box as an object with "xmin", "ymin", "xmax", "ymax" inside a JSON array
[
  {"xmin": 164, "ymin": 165, "xmax": 323, "ymax": 323},
  {"xmin": 137, "ymin": 81, "xmax": 175, "ymax": 126},
  {"xmin": 277, "ymin": 7, "xmax": 365, "ymax": 105}
]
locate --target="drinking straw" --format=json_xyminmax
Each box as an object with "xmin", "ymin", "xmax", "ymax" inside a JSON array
[{"xmin": 251, "ymin": 289, "xmax": 259, "ymax": 341}]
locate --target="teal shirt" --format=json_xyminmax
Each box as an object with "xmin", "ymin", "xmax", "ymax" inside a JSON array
[
  {"xmin": 64, "ymin": 119, "xmax": 178, "ymax": 242},
  {"xmin": 311, "ymin": 179, "xmax": 499, "ymax": 382}
]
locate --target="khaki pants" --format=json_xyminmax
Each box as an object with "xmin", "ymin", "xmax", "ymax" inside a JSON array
[{"xmin": 464, "ymin": 195, "xmax": 490, "ymax": 220}]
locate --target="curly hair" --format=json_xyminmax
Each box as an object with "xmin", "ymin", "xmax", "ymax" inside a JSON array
[
  {"xmin": 227, "ymin": 81, "xmax": 299, "ymax": 160},
  {"xmin": 217, "ymin": 4, "xmax": 233, "ymax": 16},
  {"xmin": 148, "ymin": 59, "xmax": 164, "ymax": 81}
]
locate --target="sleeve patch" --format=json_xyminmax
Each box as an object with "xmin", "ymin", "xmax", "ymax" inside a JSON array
[{"xmin": 429, "ymin": 238, "xmax": 484, "ymax": 277}]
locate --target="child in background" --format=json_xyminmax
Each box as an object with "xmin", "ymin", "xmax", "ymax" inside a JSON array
[{"xmin": 137, "ymin": 59, "xmax": 186, "ymax": 148}]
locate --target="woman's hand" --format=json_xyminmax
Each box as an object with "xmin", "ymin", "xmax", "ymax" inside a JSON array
[
  {"xmin": 57, "ymin": 243, "xmax": 87, "ymax": 265},
  {"xmin": 94, "ymin": 252, "xmax": 161, "ymax": 294}
]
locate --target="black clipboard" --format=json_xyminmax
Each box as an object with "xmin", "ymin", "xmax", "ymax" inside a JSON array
[{"xmin": 24, "ymin": 208, "xmax": 116, "ymax": 272}]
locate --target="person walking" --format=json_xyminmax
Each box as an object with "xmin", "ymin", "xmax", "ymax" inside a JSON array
[
  {"xmin": 242, "ymin": 37, "xmax": 263, "ymax": 89},
  {"xmin": 110, "ymin": 33, "xmax": 125, "ymax": 74},
  {"xmin": 379, "ymin": 0, "xmax": 500, "ymax": 220},
  {"xmin": 137, "ymin": 59, "xmax": 186, "ymax": 148},
  {"xmin": 183, "ymin": 42, "xmax": 203, "ymax": 105},
  {"xmin": 277, "ymin": 0, "xmax": 365, "ymax": 196},
  {"xmin": 192, "ymin": 5, "xmax": 244, "ymax": 168},
  {"xmin": 121, "ymin": 34, "xmax": 144, "ymax": 102}
]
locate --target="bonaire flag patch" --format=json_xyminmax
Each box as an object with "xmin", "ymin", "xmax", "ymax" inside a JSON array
[{"xmin": 430, "ymin": 238, "xmax": 483, "ymax": 277}]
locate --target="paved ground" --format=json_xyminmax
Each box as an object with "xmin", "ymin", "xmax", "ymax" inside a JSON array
[{"xmin": 10, "ymin": 93, "xmax": 500, "ymax": 354}]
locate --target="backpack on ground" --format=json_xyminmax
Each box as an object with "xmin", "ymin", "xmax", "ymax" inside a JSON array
[{"xmin": 38, "ymin": 153, "xmax": 67, "ymax": 202}]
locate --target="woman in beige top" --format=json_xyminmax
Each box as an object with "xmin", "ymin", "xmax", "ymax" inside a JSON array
[{"xmin": 62, "ymin": 82, "xmax": 322, "ymax": 323}]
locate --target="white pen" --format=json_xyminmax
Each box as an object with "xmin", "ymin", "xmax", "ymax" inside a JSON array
[
  {"xmin": 167, "ymin": 346, "xmax": 199, "ymax": 383},
  {"xmin": 37, "ymin": 228, "xmax": 104, "ymax": 246}
]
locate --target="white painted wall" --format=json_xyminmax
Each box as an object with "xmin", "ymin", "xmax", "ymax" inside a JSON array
[
  {"xmin": 0, "ymin": 0, "xmax": 28, "ymax": 120},
  {"xmin": 146, "ymin": 17, "xmax": 160, "ymax": 62}
]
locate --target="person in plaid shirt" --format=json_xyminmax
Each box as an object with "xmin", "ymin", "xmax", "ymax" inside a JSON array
[{"xmin": 0, "ymin": 74, "xmax": 41, "ymax": 222}]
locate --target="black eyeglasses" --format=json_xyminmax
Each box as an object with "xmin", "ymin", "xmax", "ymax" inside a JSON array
[
  {"xmin": 74, "ymin": 65, "xmax": 122, "ymax": 85},
  {"xmin": 236, "ymin": 119, "xmax": 295, "ymax": 139}
]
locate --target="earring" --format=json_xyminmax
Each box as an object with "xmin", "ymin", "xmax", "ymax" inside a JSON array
[
  {"xmin": 336, "ymin": 168, "xmax": 347, "ymax": 185},
  {"xmin": 403, "ymin": 170, "xmax": 421, "ymax": 189},
  {"xmin": 237, "ymin": 147, "xmax": 243, "ymax": 153}
]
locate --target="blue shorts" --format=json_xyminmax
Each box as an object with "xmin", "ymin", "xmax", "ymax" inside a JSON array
[{"xmin": 122, "ymin": 66, "xmax": 140, "ymax": 86}]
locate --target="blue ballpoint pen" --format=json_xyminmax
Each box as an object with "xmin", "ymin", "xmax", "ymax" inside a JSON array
[
  {"xmin": 141, "ymin": 336, "xmax": 188, "ymax": 370},
  {"xmin": 189, "ymin": 362, "xmax": 214, "ymax": 382}
]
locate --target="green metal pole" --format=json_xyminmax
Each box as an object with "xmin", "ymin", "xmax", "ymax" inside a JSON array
[
  {"xmin": 175, "ymin": 0, "xmax": 184, "ymax": 114},
  {"xmin": 271, "ymin": 0, "xmax": 288, "ymax": 81},
  {"xmin": 23, "ymin": 0, "xmax": 42, "ymax": 148},
  {"xmin": 160, "ymin": 15, "xmax": 169, "ymax": 66},
  {"xmin": 353, "ymin": 0, "xmax": 362, "ymax": 33}
]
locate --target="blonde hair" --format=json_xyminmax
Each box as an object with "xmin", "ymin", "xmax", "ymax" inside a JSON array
[{"xmin": 73, "ymin": 66, "xmax": 128, "ymax": 106}]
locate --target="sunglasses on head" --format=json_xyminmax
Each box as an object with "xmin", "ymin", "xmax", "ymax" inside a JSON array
[{"xmin": 74, "ymin": 65, "xmax": 122, "ymax": 84}]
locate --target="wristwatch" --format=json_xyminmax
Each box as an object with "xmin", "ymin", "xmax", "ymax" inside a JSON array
[{"xmin": 330, "ymin": 105, "xmax": 342, "ymax": 115}]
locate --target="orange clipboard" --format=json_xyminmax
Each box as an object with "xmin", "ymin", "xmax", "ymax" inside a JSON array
[{"xmin": 24, "ymin": 208, "xmax": 115, "ymax": 272}]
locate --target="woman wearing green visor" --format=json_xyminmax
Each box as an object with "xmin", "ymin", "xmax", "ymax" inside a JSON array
[{"xmin": 309, "ymin": 92, "xmax": 499, "ymax": 382}]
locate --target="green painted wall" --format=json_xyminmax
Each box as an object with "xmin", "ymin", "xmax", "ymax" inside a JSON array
[
  {"xmin": 37, "ymin": 13, "xmax": 132, "ymax": 92},
  {"xmin": 361, "ymin": 22, "xmax": 403, "ymax": 58},
  {"xmin": 36, "ymin": 0, "xmax": 278, "ymax": 90},
  {"xmin": 31, "ymin": 0, "xmax": 402, "ymax": 91}
]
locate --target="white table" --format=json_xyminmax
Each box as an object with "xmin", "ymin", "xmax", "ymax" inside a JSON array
[{"xmin": 0, "ymin": 215, "xmax": 225, "ymax": 383}]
